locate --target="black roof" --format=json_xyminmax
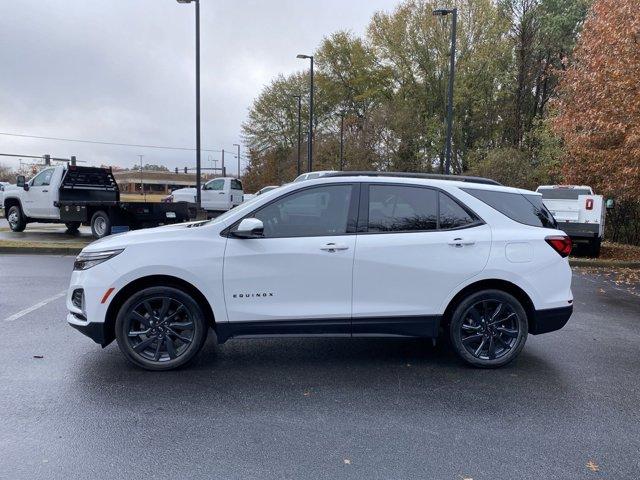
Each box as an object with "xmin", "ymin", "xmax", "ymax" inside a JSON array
[{"xmin": 323, "ymin": 171, "xmax": 501, "ymax": 186}]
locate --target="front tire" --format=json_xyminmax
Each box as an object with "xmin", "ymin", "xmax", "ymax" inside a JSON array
[
  {"xmin": 90, "ymin": 210, "xmax": 111, "ymax": 239},
  {"xmin": 115, "ymin": 287, "xmax": 208, "ymax": 371},
  {"xmin": 7, "ymin": 205, "xmax": 27, "ymax": 232},
  {"xmin": 450, "ymin": 290, "xmax": 528, "ymax": 368}
]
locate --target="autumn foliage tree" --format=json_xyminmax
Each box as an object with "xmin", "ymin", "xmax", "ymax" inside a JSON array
[{"xmin": 554, "ymin": 0, "xmax": 640, "ymax": 200}]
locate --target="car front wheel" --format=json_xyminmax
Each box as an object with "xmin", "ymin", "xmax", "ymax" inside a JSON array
[
  {"xmin": 115, "ymin": 287, "xmax": 208, "ymax": 371},
  {"xmin": 449, "ymin": 289, "xmax": 528, "ymax": 368}
]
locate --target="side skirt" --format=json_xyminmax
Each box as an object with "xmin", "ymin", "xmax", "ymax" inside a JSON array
[{"xmin": 215, "ymin": 316, "xmax": 441, "ymax": 344}]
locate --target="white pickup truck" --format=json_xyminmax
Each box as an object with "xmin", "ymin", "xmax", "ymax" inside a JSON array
[
  {"xmin": 169, "ymin": 177, "xmax": 244, "ymax": 213},
  {"xmin": 536, "ymin": 185, "xmax": 605, "ymax": 256},
  {"xmin": 3, "ymin": 164, "xmax": 195, "ymax": 239}
]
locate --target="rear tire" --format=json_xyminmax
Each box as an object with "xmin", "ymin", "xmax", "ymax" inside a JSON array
[
  {"xmin": 590, "ymin": 238, "xmax": 601, "ymax": 257},
  {"xmin": 115, "ymin": 287, "xmax": 208, "ymax": 371},
  {"xmin": 449, "ymin": 289, "xmax": 528, "ymax": 368},
  {"xmin": 65, "ymin": 221, "xmax": 81, "ymax": 233},
  {"xmin": 90, "ymin": 210, "xmax": 111, "ymax": 239},
  {"xmin": 7, "ymin": 205, "xmax": 27, "ymax": 232}
]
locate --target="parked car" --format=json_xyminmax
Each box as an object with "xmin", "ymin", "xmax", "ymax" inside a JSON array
[
  {"xmin": 67, "ymin": 172, "xmax": 573, "ymax": 371},
  {"xmin": 0, "ymin": 181, "xmax": 11, "ymax": 212},
  {"xmin": 536, "ymin": 185, "xmax": 605, "ymax": 256},
  {"xmin": 243, "ymin": 185, "xmax": 279, "ymax": 203},
  {"xmin": 293, "ymin": 170, "xmax": 336, "ymax": 182},
  {"xmin": 169, "ymin": 177, "xmax": 243, "ymax": 213},
  {"xmin": 3, "ymin": 165, "xmax": 194, "ymax": 239}
]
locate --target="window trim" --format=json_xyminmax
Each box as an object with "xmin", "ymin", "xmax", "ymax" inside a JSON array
[
  {"xmin": 223, "ymin": 182, "xmax": 361, "ymax": 239},
  {"xmin": 357, "ymin": 182, "xmax": 484, "ymax": 235}
]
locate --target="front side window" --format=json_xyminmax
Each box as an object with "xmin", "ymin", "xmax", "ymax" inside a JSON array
[
  {"xmin": 253, "ymin": 185, "xmax": 353, "ymax": 238},
  {"xmin": 204, "ymin": 179, "xmax": 225, "ymax": 191},
  {"xmin": 368, "ymin": 185, "xmax": 438, "ymax": 232},
  {"xmin": 31, "ymin": 169, "xmax": 54, "ymax": 187},
  {"xmin": 463, "ymin": 188, "xmax": 557, "ymax": 229}
]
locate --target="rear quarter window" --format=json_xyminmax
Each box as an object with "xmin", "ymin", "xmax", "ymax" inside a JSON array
[{"xmin": 462, "ymin": 188, "xmax": 557, "ymax": 229}]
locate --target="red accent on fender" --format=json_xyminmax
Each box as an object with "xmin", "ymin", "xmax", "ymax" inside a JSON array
[
  {"xmin": 545, "ymin": 235, "xmax": 572, "ymax": 258},
  {"xmin": 586, "ymin": 198, "xmax": 594, "ymax": 210},
  {"xmin": 101, "ymin": 287, "xmax": 115, "ymax": 304}
]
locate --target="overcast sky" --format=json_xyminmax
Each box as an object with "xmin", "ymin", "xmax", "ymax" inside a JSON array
[{"xmin": 0, "ymin": 0, "xmax": 398, "ymax": 175}]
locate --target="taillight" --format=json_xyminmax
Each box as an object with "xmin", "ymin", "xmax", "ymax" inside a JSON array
[
  {"xmin": 545, "ymin": 235, "xmax": 572, "ymax": 257},
  {"xmin": 586, "ymin": 198, "xmax": 593, "ymax": 210}
]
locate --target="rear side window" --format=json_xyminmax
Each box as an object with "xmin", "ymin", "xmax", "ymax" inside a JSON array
[
  {"xmin": 463, "ymin": 188, "xmax": 557, "ymax": 229},
  {"xmin": 439, "ymin": 192, "xmax": 477, "ymax": 229},
  {"xmin": 231, "ymin": 179, "xmax": 243, "ymax": 191},
  {"xmin": 368, "ymin": 185, "xmax": 438, "ymax": 232}
]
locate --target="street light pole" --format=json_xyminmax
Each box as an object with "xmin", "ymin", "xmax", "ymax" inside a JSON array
[
  {"xmin": 296, "ymin": 54, "xmax": 314, "ymax": 172},
  {"xmin": 339, "ymin": 112, "xmax": 345, "ymax": 171},
  {"xmin": 433, "ymin": 7, "xmax": 457, "ymax": 175},
  {"xmin": 233, "ymin": 143, "xmax": 241, "ymax": 178},
  {"xmin": 292, "ymin": 95, "xmax": 302, "ymax": 176},
  {"xmin": 178, "ymin": 0, "xmax": 202, "ymax": 207}
]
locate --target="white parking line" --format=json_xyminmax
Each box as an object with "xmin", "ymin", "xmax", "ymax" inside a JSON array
[{"xmin": 3, "ymin": 291, "xmax": 67, "ymax": 322}]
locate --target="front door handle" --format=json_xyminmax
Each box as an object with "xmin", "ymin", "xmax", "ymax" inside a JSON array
[
  {"xmin": 42, "ymin": 189, "xmax": 48, "ymax": 192},
  {"xmin": 448, "ymin": 237, "xmax": 475, "ymax": 247},
  {"xmin": 218, "ymin": 192, "xmax": 225, "ymax": 194},
  {"xmin": 320, "ymin": 243, "xmax": 349, "ymax": 252}
]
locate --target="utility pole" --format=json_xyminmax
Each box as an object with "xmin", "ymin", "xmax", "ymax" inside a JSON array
[
  {"xmin": 233, "ymin": 143, "xmax": 241, "ymax": 178},
  {"xmin": 292, "ymin": 95, "xmax": 302, "ymax": 176},
  {"xmin": 221, "ymin": 149, "xmax": 225, "ymax": 177},
  {"xmin": 433, "ymin": 7, "xmax": 457, "ymax": 175},
  {"xmin": 296, "ymin": 54, "xmax": 314, "ymax": 172},
  {"xmin": 138, "ymin": 154, "xmax": 145, "ymax": 201}
]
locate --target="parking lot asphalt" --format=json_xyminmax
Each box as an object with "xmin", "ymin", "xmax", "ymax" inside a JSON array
[
  {"xmin": 0, "ymin": 255, "xmax": 639, "ymax": 479},
  {"xmin": 0, "ymin": 218, "xmax": 93, "ymax": 242}
]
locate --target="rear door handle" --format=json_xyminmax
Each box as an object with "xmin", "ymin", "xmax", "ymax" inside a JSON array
[
  {"xmin": 42, "ymin": 189, "xmax": 48, "ymax": 192},
  {"xmin": 448, "ymin": 237, "xmax": 475, "ymax": 247},
  {"xmin": 320, "ymin": 243, "xmax": 349, "ymax": 252}
]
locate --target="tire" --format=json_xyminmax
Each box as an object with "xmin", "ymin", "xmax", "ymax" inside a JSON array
[
  {"xmin": 115, "ymin": 286, "xmax": 208, "ymax": 371},
  {"xmin": 90, "ymin": 210, "xmax": 111, "ymax": 239},
  {"xmin": 65, "ymin": 221, "xmax": 81, "ymax": 233},
  {"xmin": 590, "ymin": 238, "xmax": 601, "ymax": 258},
  {"xmin": 449, "ymin": 289, "xmax": 528, "ymax": 368},
  {"xmin": 7, "ymin": 205, "xmax": 27, "ymax": 232}
]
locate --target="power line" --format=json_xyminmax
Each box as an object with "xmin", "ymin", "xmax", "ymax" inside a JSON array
[{"xmin": 0, "ymin": 131, "xmax": 239, "ymax": 154}]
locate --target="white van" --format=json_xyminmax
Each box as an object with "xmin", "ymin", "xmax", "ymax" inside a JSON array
[
  {"xmin": 536, "ymin": 185, "xmax": 605, "ymax": 256},
  {"xmin": 170, "ymin": 177, "xmax": 244, "ymax": 213}
]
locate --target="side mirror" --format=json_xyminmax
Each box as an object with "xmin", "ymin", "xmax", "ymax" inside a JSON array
[
  {"xmin": 606, "ymin": 198, "xmax": 615, "ymax": 210},
  {"xmin": 16, "ymin": 175, "xmax": 26, "ymax": 188},
  {"xmin": 231, "ymin": 218, "xmax": 264, "ymax": 239}
]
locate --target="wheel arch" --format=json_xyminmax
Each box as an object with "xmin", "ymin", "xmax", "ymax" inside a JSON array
[
  {"xmin": 3, "ymin": 197, "xmax": 22, "ymax": 217},
  {"xmin": 103, "ymin": 274, "xmax": 216, "ymax": 346},
  {"xmin": 442, "ymin": 279, "xmax": 537, "ymax": 334}
]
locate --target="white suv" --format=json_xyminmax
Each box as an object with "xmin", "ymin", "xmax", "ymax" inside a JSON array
[{"xmin": 67, "ymin": 173, "xmax": 573, "ymax": 370}]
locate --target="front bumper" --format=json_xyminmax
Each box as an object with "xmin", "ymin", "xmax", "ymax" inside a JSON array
[
  {"xmin": 67, "ymin": 313, "xmax": 107, "ymax": 346},
  {"xmin": 530, "ymin": 305, "xmax": 573, "ymax": 335}
]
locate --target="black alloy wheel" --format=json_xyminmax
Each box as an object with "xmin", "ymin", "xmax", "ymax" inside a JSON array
[
  {"xmin": 450, "ymin": 290, "xmax": 528, "ymax": 368},
  {"xmin": 115, "ymin": 287, "xmax": 208, "ymax": 371}
]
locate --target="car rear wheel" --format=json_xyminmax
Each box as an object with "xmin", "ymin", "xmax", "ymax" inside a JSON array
[
  {"xmin": 115, "ymin": 287, "xmax": 208, "ymax": 371},
  {"xmin": 7, "ymin": 205, "xmax": 27, "ymax": 232},
  {"xmin": 90, "ymin": 210, "xmax": 111, "ymax": 239},
  {"xmin": 450, "ymin": 289, "xmax": 528, "ymax": 368}
]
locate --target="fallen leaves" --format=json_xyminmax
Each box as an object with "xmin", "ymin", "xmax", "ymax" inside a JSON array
[{"xmin": 586, "ymin": 460, "xmax": 600, "ymax": 472}]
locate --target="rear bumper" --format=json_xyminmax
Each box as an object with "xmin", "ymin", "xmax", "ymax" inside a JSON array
[
  {"xmin": 530, "ymin": 305, "xmax": 573, "ymax": 335},
  {"xmin": 558, "ymin": 222, "xmax": 600, "ymax": 240}
]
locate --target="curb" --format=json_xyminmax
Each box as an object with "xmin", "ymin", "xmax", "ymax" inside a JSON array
[
  {"xmin": 0, "ymin": 245, "xmax": 85, "ymax": 255},
  {"xmin": 570, "ymin": 258, "xmax": 640, "ymax": 269}
]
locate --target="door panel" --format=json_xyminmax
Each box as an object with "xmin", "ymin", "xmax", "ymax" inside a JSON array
[
  {"xmin": 223, "ymin": 236, "xmax": 356, "ymax": 322},
  {"xmin": 352, "ymin": 224, "xmax": 491, "ymax": 317}
]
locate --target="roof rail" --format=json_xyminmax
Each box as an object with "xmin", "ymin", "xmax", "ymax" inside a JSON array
[{"xmin": 323, "ymin": 171, "xmax": 501, "ymax": 186}]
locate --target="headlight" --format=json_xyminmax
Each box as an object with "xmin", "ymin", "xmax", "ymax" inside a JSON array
[{"xmin": 74, "ymin": 249, "xmax": 124, "ymax": 271}]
